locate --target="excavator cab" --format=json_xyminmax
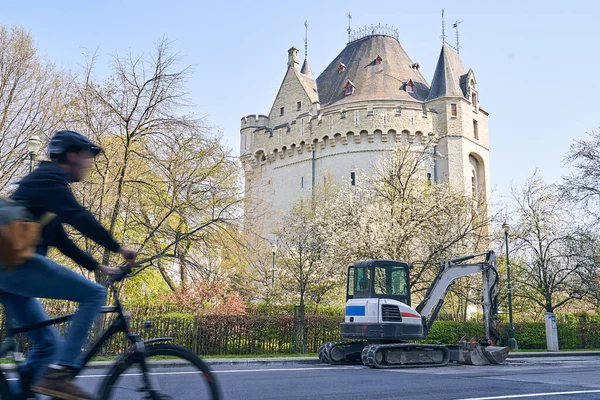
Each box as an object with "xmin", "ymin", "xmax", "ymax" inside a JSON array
[{"xmin": 346, "ymin": 260, "xmax": 411, "ymax": 306}]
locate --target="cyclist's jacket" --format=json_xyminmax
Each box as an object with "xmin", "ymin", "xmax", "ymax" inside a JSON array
[{"xmin": 11, "ymin": 161, "xmax": 120, "ymax": 271}]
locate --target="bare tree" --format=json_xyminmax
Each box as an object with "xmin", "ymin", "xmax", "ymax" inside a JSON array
[
  {"xmin": 320, "ymin": 140, "xmax": 490, "ymax": 301},
  {"xmin": 65, "ymin": 39, "xmax": 243, "ymax": 287},
  {"xmin": 563, "ymin": 127, "xmax": 600, "ymax": 223},
  {"xmin": 509, "ymin": 173, "xmax": 591, "ymax": 313},
  {"xmin": 276, "ymin": 200, "xmax": 342, "ymax": 309},
  {"xmin": 0, "ymin": 25, "xmax": 70, "ymax": 192}
]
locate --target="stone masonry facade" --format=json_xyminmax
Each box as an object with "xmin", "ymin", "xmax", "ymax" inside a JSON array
[{"xmin": 241, "ymin": 30, "xmax": 490, "ymax": 235}]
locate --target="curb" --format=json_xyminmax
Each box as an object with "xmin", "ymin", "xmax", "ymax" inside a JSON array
[
  {"xmin": 507, "ymin": 351, "xmax": 600, "ymax": 358},
  {"xmin": 3, "ymin": 352, "xmax": 599, "ymax": 372},
  {"xmin": 1, "ymin": 357, "xmax": 321, "ymax": 372}
]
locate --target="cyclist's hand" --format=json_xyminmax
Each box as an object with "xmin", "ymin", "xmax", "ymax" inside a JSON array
[
  {"xmin": 119, "ymin": 248, "xmax": 138, "ymax": 266},
  {"xmin": 97, "ymin": 264, "xmax": 121, "ymax": 277}
]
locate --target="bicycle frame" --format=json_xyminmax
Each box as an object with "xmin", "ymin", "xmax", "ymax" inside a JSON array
[{"xmin": 0, "ymin": 283, "xmax": 172, "ymax": 377}]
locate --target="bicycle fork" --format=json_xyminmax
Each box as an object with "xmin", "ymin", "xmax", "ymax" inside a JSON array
[{"xmin": 132, "ymin": 341, "xmax": 168, "ymax": 400}]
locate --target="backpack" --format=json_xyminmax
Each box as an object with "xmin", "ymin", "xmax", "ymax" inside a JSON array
[{"xmin": 0, "ymin": 198, "xmax": 55, "ymax": 271}]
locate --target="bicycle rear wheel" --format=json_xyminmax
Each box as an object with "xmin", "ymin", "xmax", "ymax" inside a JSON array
[{"xmin": 97, "ymin": 343, "xmax": 220, "ymax": 400}]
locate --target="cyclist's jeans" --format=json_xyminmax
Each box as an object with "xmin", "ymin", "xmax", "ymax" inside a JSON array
[{"xmin": 0, "ymin": 254, "xmax": 106, "ymax": 384}]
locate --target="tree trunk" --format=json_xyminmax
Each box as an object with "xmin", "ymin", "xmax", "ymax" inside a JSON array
[{"xmin": 101, "ymin": 144, "xmax": 130, "ymax": 267}]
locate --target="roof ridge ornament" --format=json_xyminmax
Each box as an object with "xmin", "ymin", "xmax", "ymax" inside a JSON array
[{"xmin": 347, "ymin": 23, "xmax": 399, "ymax": 44}]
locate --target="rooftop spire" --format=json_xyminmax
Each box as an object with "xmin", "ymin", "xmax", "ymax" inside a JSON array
[
  {"xmin": 304, "ymin": 20, "xmax": 308, "ymax": 59},
  {"xmin": 441, "ymin": 9, "xmax": 447, "ymax": 45},
  {"xmin": 347, "ymin": 13, "xmax": 352, "ymax": 42}
]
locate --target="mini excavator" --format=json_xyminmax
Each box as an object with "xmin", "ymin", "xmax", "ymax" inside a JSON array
[{"xmin": 319, "ymin": 251, "xmax": 510, "ymax": 368}]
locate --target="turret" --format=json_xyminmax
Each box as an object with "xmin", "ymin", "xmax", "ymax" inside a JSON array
[{"xmin": 288, "ymin": 47, "xmax": 299, "ymax": 70}]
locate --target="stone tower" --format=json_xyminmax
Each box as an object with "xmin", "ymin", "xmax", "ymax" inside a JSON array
[{"xmin": 240, "ymin": 26, "xmax": 490, "ymax": 233}]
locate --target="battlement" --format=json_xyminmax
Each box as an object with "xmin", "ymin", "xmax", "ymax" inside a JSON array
[{"xmin": 241, "ymin": 114, "xmax": 270, "ymax": 129}]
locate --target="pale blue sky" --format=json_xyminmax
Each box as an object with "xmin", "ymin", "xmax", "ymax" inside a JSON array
[{"xmin": 4, "ymin": 0, "xmax": 599, "ymax": 204}]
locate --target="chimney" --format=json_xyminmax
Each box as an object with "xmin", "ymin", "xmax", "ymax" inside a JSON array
[{"xmin": 288, "ymin": 47, "xmax": 299, "ymax": 70}]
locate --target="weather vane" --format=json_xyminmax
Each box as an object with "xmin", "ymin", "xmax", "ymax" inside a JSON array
[{"xmin": 453, "ymin": 20, "xmax": 463, "ymax": 53}]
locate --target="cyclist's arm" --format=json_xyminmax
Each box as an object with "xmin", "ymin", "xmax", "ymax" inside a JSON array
[
  {"xmin": 55, "ymin": 224, "xmax": 100, "ymax": 271},
  {"xmin": 41, "ymin": 177, "xmax": 121, "ymax": 253}
]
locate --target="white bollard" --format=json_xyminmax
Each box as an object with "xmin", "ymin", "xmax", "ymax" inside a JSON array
[{"xmin": 544, "ymin": 312, "xmax": 559, "ymax": 352}]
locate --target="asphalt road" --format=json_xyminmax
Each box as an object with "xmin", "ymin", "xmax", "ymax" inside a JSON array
[{"xmin": 7, "ymin": 356, "xmax": 600, "ymax": 399}]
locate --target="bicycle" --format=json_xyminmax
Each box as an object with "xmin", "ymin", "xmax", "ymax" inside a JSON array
[{"xmin": 0, "ymin": 265, "xmax": 221, "ymax": 399}]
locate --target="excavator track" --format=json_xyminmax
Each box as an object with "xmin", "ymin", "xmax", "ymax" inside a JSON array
[
  {"xmin": 361, "ymin": 343, "xmax": 449, "ymax": 369},
  {"xmin": 318, "ymin": 341, "xmax": 366, "ymax": 365}
]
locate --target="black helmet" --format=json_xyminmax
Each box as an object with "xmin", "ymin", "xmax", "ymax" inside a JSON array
[{"xmin": 48, "ymin": 130, "xmax": 102, "ymax": 160}]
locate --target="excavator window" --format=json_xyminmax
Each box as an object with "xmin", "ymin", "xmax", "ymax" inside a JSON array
[
  {"xmin": 355, "ymin": 267, "xmax": 371, "ymax": 293},
  {"xmin": 374, "ymin": 266, "xmax": 408, "ymax": 296},
  {"xmin": 347, "ymin": 267, "xmax": 355, "ymax": 298}
]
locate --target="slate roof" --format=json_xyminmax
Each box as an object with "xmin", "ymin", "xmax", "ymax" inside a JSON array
[
  {"xmin": 427, "ymin": 44, "xmax": 468, "ymax": 100},
  {"xmin": 296, "ymin": 67, "xmax": 319, "ymax": 104},
  {"xmin": 316, "ymin": 35, "xmax": 430, "ymax": 107},
  {"xmin": 300, "ymin": 59, "xmax": 313, "ymax": 78}
]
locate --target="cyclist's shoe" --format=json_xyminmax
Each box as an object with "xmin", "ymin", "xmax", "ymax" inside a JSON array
[
  {"xmin": 31, "ymin": 366, "xmax": 92, "ymax": 400},
  {"xmin": 10, "ymin": 366, "xmax": 35, "ymax": 399}
]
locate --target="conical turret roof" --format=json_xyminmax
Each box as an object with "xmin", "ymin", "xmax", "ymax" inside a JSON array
[
  {"xmin": 427, "ymin": 44, "xmax": 467, "ymax": 100},
  {"xmin": 300, "ymin": 59, "xmax": 313, "ymax": 78},
  {"xmin": 316, "ymin": 35, "xmax": 429, "ymax": 107}
]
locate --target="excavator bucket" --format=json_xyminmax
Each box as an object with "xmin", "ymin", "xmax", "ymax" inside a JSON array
[
  {"xmin": 482, "ymin": 346, "xmax": 510, "ymax": 364},
  {"xmin": 457, "ymin": 337, "xmax": 510, "ymax": 366}
]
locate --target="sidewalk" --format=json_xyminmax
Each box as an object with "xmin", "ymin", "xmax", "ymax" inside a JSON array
[
  {"xmin": 507, "ymin": 350, "xmax": 600, "ymax": 358},
  {"xmin": 2, "ymin": 351, "xmax": 599, "ymax": 372}
]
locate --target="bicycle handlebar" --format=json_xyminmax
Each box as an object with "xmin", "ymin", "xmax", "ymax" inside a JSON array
[{"xmin": 109, "ymin": 265, "xmax": 135, "ymax": 284}]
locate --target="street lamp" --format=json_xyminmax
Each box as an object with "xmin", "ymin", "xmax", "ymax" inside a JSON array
[
  {"xmin": 26, "ymin": 135, "xmax": 43, "ymax": 173},
  {"xmin": 271, "ymin": 244, "xmax": 277, "ymax": 289},
  {"xmin": 502, "ymin": 221, "xmax": 518, "ymax": 350}
]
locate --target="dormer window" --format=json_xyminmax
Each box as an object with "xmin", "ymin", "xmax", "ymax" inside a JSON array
[
  {"xmin": 344, "ymin": 80, "xmax": 355, "ymax": 96},
  {"xmin": 338, "ymin": 62, "xmax": 346, "ymax": 73},
  {"xmin": 405, "ymin": 80, "xmax": 415, "ymax": 94},
  {"xmin": 374, "ymin": 55, "xmax": 383, "ymax": 65}
]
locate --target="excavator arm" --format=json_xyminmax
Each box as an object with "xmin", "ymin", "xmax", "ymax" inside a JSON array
[{"xmin": 416, "ymin": 251, "xmax": 500, "ymax": 343}]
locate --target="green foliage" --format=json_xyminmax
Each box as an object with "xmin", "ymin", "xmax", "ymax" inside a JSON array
[
  {"xmin": 162, "ymin": 312, "xmax": 194, "ymax": 321},
  {"xmin": 247, "ymin": 303, "xmax": 344, "ymax": 317},
  {"xmin": 421, "ymin": 322, "xmax": 486, "ymax": 344}
]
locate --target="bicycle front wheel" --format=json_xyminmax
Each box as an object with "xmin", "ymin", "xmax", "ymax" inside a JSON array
[
  {"xmin": 0, "ymin": 372, "xmax": 11, "ymax": 400},
  {"xmin": 97, "ymin": 343, "xmax": 220, "ymax": 400}
]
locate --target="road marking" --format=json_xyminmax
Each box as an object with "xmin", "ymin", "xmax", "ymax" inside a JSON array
[{"xmin": 456, "ymin": 390, "xmax": 600, "ymax": 399}]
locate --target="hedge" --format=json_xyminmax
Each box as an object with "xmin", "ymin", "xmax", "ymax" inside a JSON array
[{"xmin": 2, "ymin": 304, "xmax": 600, "ymax": 356}]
